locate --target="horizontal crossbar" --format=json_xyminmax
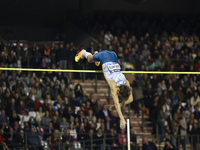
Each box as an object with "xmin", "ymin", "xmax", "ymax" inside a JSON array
[{"xmin": 0, "ymin": 68, "xmax": 199, "ymax": 74}]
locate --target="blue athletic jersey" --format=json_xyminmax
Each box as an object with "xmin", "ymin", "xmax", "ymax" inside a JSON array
[
  {"xmin": 93, "ymin": 50, "xmax": 126, "ymax": 86},
  {"xmin": 93, "ymin": 50, "xmax": 118, "ymax": 64}
]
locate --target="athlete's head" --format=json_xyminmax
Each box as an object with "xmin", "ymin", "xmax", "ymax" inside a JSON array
[{"xmin": 119, "ymin": 85, "xmax": 131, "ymax": 99}]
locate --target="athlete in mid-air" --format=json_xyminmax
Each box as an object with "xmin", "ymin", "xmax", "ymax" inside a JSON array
[{"xmin": 75, "ymin": 49, "xmax": 133, "ymax": 129}]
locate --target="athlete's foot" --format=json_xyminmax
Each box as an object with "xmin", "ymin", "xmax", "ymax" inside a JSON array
[
  {"xmin": 120, "ymin": 120, "xmax": 126, "ymax": 129},
  {"xmin": 94, "ymin": 51, "xmax": 100, "ymax": 66},
  {"xmin": 75, "ymin": 49, "xmax": 86, "ymax": 62}
]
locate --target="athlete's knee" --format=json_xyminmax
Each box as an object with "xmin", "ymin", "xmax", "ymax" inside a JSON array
[{"xmin": 87, "ymin": 55, "xmax": 94, "ymax": 63}]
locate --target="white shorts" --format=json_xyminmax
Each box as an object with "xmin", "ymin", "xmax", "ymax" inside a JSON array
[{"xmin": 102, "ymin": 62, "xmax": 126, "ymax": 86}]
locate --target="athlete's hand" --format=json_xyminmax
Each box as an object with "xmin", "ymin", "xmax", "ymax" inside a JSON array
[{"xmin": 120, "ymin": 120, "xmax": 126, "ymax": 129}]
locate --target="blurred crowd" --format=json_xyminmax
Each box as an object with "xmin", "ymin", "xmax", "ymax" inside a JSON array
[{"xmin": 0, "ymin": 13, "xmax": 200, "ymax": 150}]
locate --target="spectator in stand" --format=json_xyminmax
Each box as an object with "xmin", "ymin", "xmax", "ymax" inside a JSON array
[
  {"xmin": 86, "ymin": 110, "xmax": 96, "ymax": 124},
  {"xmin": 53, "ymin": 94, "xmax": 63, "ymax": 110},
  {"xmin": 172, "ymin": 100, "xmax": 184, "ymax": 116},
  {"xmin": 117, "ymin": 47, "xmax": 124, "ymax": 65},
  {"xmin": 41, "ymin": 99, "xmax": 49, "ymax": 112},
  {"xmin": 190, "ymin": 91, "xmax": 200, "ymax": 107},
  {"xmin": 21, "ymin": 43, "xmax": 31, "ymax": 68},
  {"xmin": 25, "ymin": 93, "xmax": 35, "ymax": 111},
  {"xmin": 7, "ymin": 50, "xmax": 17, "ymax": 68},
  {"xmin": 1, "ymin": 92, "xmax": 10, "ymax": 110},
  {"xmin": 35, "ymin": 106, "xmax": 45, "ymax": 126},
  {"xmin": 53, "ymin": 110, "xmax": 62, "ymax": 125},
  {"xmin": 104, "ymin": 116, "xmax": 112, "ymax": 132},
  {"xmin": 5, "ymin": 127, "xmax": 18, "ymax": 149},
  {"xmin": 62, "ymin": 129, "xmax": 73, "ymax": 149},
  {"xmin": 33, "ymin": 82, "xmax": 42, "ymax": 100},
  {"xmin": 157, "ymin": 106, "xmax": 166, "ymax": 142},
  {"xmin": 0, "ymin": 47, "xmax": 8, "ymax": 65},
  {"xmin": 34, "ymin": 97, "xmax": 42, "ymax": 110},
  {"xmin": 9, "ymin": 111, "xmax": 20, "ymax": 127},
  {"xmin": 190, "ymin": 122, "xmax": 200, "ymax": 149},
  {"xmin": 44, "ymin": 44, "xmax": 51, "ymax": 58},
  {"xmin": 0, "ymin": 110, "xmax": 8, "ymax": 126},
  {"xmin": 63, "ymin": 86, "xmax": 73, "ymax": 99},
  {"xmin": 27, "ymin": 127, "xmax": 42, "ymax": 150},
  {"xmin": 62, "ymin": 97, "xmax": 71, "ymax": 112},
  {"xmin": 0, "ymin": 129, "xmax": 9, "ymax": 150},
  {"xmin": 110, "ymin": 111, "xmax": 120, "ymax": 131},
  {"xmin": 24, "ymin": 122, "xmax": 31, "ymax": 133},
  {"xmin": 46, "ymin": 94, "xmax": 52, "ymax": 104},
  {"xmin": 97, "ymin": 42, "xmax": 104, "ymax": 52},
  {"xmin": 87, "ymin": 41, "xmax": 95, "ymax": 54},
  {"xmin": 186, "ymin": 80, "xmax": 197, "ymax": 97},
  {"xmin": 0, "ymin": 120, "xmax": 9, "ymax": 134},
  {"xmin": 193, "ymin": 105, "xmax": 200, "ymax": 123},
  {"xmin": 44, "ymin": 122, "xmax": 54, "ymax": 142},
  {"xmin": 78, "ymin": 122, "xmax": 87, "ymax": 146},
  {"xmin": 177, "ymin": 118, "xmax": 187, "ymax": 150},
  {"xmin": 53, "ymin": 81, "xmax": 62, "ymax": 99},
  {"xmin": 42, "ymin": 84, "xmax": 54, "ymax": 99},
  {"xmin": 118, "ymin": 129, "xmax": 127, "ymax": 146},
  {"xmin": 144, "ymin": 55, "xmax": 155, "ymax": 70},
  {"xmin": 16, "ymin": 130, "xmax": 25, "ymax": 148},
  {"xmin": 52, "ymin": 116, "xmax": 60, "ymax": 130},
  {"xmin": 74, "ymin": 84, "xmax": 83, "ymax": 104},
  {"xmin": 104, "ymin": 31, "xmax": 113, "ymax": 49},
  {"xmin": 50, "ymin": 42, "xmax": 56, "ymax": 63},
  {"xmin": 14, "ymin": 40, "xmax": 21, "ymax": 57},
  {"xmin": 142, "ymin": 44, "xmax": 150, "ymax": 59},
  {"xmin": 50, "ymin": 130, "xmax": 61, "ymax": 150},
  {"xmin": 84, "ymin": 101, "xmax": 93, "ymax": 115},
  {"xmin": 170, "ymin": 91, "xmax": 181, "ymax": 110},
  {"xmin": 67, "ymin": 43, "xmax": 76, "ymax": 70},
  {"xmin": 87, "ymin": 93, "xmax": 95, "ymax": 107},
  {"xmin": 172, "ymin": 108, "xmax": 181, "ymax": 136},
  {"xmin": 132, "ymin": 80, "xmax": 144, "ymax": 117},
  {"xmin": 32, "ymin": 45, "xmax": 41, "ymax": 68},
  {"xmin": 41, "ymin": 111, "xmax": 52, "ymax": 128},
  {"xmin": 29, "ymin": 117, "xmax": 38, "ymax": 131},
  {"xmin": 99, "ymin": 104, "xmax": 111, "ymax": 120},
  {"xmin": 69, "ymin": 123, "xmax": 77, "ymax": 141},
  {"xmin": 142, "ymin": 137, "xmax": 157, "ymax": 150},
  {"xmin": 57, "ymin": 43, "xmax": 68, "ymax": 77},
  {"xmin": 13, "ymin": 121, "xmax": 21, "ymax": 133},
  {"xmin": 163, "ymin": 139, "xmax": 176, "ymax": 150},
  {"xmin": 128, "ymin": 48, "xmax": 139, "ymax": 65},
  {"xmin": 93, "ymin": 99, "xmax": 102, "ymax": 116},
  {"xmin": 106, "ymin": 128, "xmax": 118, "ymax": 149},
  {"xmin": 60, "ymin": 117, "xmax": 69, "ymax": 132},
  {"xmin": 130, "ymin": 128, "xmax": 137, "ymax": 147},
  {"xmin": 163, "ymin": 99, "xmax": 173, "ymax": 134},
  {"xmin": 6, "ymin": 98, "xmax": 17, "ymax": 116},
  {"xmin": 149, "ymin": 93, "xmax": 159, "ymax": 135},
  {"xmin": 60, "ymin": 79, "xmax": 66, "ymax": 92},
  {"xmin": 94, "ymin": 128, "xmax": 104, "ymax": 150}
]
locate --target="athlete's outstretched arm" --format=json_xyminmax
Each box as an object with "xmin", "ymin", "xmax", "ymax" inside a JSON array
[{"xmin": 106, "ymin": 79, "xmax": 126, "ymax": 126}]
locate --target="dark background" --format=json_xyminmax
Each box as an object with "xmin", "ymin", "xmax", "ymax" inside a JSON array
[{"xmin": 0, "ymin": 0, "xmax": 200, "ymax": 41}]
